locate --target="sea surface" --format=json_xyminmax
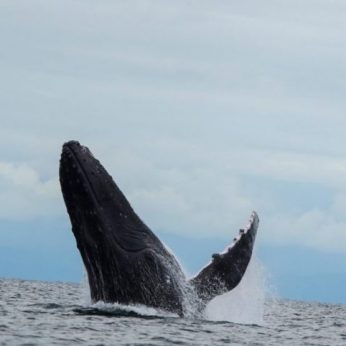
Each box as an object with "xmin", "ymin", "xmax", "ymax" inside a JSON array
[{"xmin": 1, "ymin": 264, "xmax": 345, "ymax": 346}]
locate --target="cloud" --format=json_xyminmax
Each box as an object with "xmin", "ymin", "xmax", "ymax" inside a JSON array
[
  {"xmin": 1, "ymin": 0, "xmax": 346, "ymax": 253},
  {"xmin": 264, "ymin": 208, "xmax": 346, "ymax": 253},
  {"xmin": 0, "ymin": 162, "xmax": 62, "ymax": 220}
]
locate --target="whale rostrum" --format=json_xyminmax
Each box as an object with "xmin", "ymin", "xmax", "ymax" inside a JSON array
[{"xmin": 59, "ymin": 140, "xmax": 259, "ymax": 316}]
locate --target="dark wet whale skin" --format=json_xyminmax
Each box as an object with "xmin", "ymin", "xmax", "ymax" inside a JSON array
[{"xmin": 59, "ymin": 141, "xmax": 259, "ymax": 316}]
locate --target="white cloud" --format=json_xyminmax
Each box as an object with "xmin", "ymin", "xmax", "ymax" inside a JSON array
[
  {"xmin": 0, "ymin": 162, "xmax": 62, "ymax": 220},
  {"xmin": 264, "ymin": 207, "xmax": 346, "ymax": 253},
  {"xmin": 1, "ymin": 0, "xmax": 346, "ymax": 252}
]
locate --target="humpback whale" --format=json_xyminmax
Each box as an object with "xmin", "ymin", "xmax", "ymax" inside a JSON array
[{"xmin": 59, "ymin": 141, "xmax": 259, "ymax": 316}]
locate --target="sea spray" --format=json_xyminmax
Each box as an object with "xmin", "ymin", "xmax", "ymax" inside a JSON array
[
  {"xmin": 204, "ymin": 257, "xmax": 267, "ymax": 325},
  {"xmin": 80, "ymin": 271, "xmax": 91, "ymax": 305},
  {"xmin": 79, "ymin": 257, "xmax": 267, "ymax": 320},
  {"xmin": 78, "ymin": 251, "xmax": 267, "ymax": 321}
]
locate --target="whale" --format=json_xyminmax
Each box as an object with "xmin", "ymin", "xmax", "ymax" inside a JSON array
[{"xmin": 59, "ymin": 140, "xmax": 259, "ymax": 316}]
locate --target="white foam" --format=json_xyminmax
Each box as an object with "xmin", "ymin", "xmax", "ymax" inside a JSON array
[
  {"xmin": 204, "ymin": 257, "xmax": 267, "ymax": 325},
  {"xmin": 90, "ymin": 301, "xmax": 178, "ymax": 318},
  {"xmin": 79, "ymin": 271, "xmax": 91, "ymax": 305},
  {"xmin": 79, "ymin": 262, "xmax": 181, "ymax": 318}
]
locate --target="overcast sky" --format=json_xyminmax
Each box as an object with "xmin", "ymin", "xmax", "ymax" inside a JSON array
[{"xmin": 1, "ymin": 0, "xmax": 346, "ymax": 302}]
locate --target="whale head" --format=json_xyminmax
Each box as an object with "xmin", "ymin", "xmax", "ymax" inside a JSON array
[{"xmin": 59, "ymin": 141, "xmax": 185, "ymax": 313}]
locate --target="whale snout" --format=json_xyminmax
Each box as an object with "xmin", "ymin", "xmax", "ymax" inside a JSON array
[
  {"xmin": 60, "ymin": 140, "xmax": 109, "ymax": 198},
  {"xmin": 59, "ymin": 140, "xmax": 152, "ymax": 252},
  {"xmin": 63, "ymin": 140, "xmax": 81, "ymax": 149}
]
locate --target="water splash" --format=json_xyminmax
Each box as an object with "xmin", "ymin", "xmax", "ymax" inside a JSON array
[
  {"xmin": 78, "ymin": 255, "xmax": 268, "ymax": 323},
  {"xmin": 204, "ymin": 257, "xmax": 267, "ymax": 325},
  {"xmin": 79, "ymin": 271, "xmax": 91, "ymax": 305}
]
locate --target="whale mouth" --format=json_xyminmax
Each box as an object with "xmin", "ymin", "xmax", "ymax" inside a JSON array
[{"xmin": 59, "ymin": 140, "xmax": 149, "ymax": 253}]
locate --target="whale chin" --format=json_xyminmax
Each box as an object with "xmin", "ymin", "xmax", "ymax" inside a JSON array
[{"xmin": 59, "ymin": 140, "xmax": 259, "ymax": 316}]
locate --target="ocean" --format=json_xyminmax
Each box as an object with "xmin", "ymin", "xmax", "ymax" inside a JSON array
[{"xmin": 1, "ymin": 260, "xmax": 345, "ymax": 346}]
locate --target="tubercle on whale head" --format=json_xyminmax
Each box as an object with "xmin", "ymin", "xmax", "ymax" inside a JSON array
[
  {"xmin": 59, "ymin": 140, "xmax": 151, "ymax": 251},
  {"xmin": 60, "ymin": 141, "xmax": 116, "ymax": 206}
]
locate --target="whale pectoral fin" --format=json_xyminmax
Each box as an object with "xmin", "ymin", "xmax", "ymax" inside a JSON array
[{"xmin": 189, "ymin": 212, "xmax": 259, "ymax": 304}]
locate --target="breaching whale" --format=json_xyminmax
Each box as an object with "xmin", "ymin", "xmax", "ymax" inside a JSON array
[{"xmin": 59, "ymin": 141, "xmax": 259, "ymax": 316}]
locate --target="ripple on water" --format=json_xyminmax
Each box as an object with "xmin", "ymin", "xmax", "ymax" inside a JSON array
[{"xmin": 1, "ymin": 278, "xmax": 346, "ymax": 346}]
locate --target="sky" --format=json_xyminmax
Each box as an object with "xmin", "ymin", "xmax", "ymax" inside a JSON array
[{"xmin": 1, "ymin": 0, "xmax": 346, "ymax": 304}]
